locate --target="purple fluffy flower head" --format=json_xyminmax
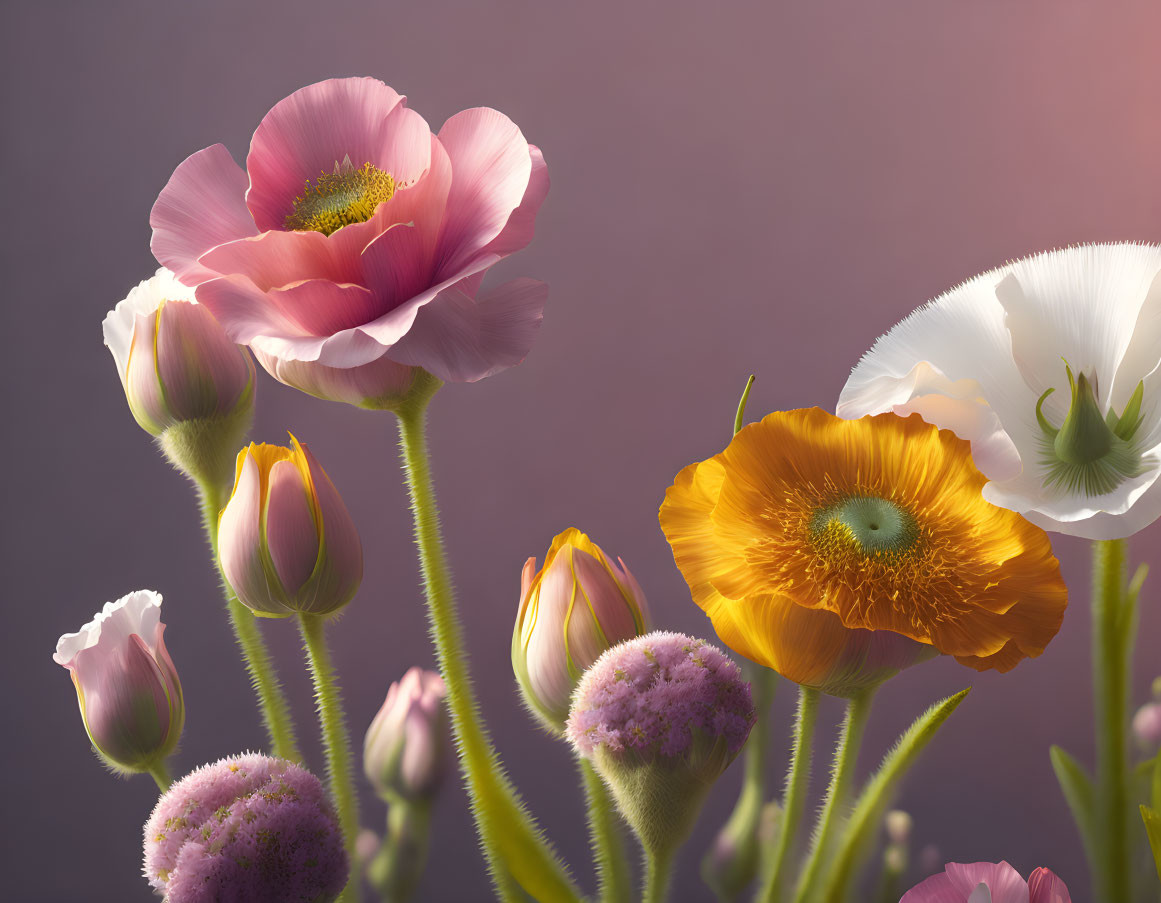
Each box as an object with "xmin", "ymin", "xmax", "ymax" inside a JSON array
[
  {"xmin": 143, "ymin": 752, "xmax": 348, "ymax": 903},
  {"xmin": 566, "ymin": 632, "xmax": 756, "ymax": 861},
  {"xmin": 567, "ymin": 631, "xmax": 755, "ymax": 769}
]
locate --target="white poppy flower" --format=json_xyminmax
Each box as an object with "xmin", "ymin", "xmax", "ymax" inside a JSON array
[{"xmin": 838, "ymin": 243, "xmax": 1161, "ymax": 540}]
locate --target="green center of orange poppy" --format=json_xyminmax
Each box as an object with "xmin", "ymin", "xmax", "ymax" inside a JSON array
[
  {"xmin": 809, "ymin": 495, "xmax": 920, "ymax": 561},
  {"xmin": 284, "ymin": 155, "xmax": 395, "ymax": 236}
]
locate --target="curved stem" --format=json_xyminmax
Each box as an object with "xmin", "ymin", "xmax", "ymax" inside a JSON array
[
  {"xmin": 147, "ymin": 761, "xmax": 171, "ymax": 793},
  {"xmin": 792, "ymin": 689, "xmax": 875, "ymax": 903},
  {"xmin": 818, "ymin": 689, "xmax": 969, "ymax": 902},
  {"xmin": 643, "ymin": 846, "xmax": 675, "ymax": 903},
  {"xmin": 393, "ymin": 375, "xmax": 582, "ymax": 903},
  {"xmin": 757, "ymin": 686, "xmax": 820, "ymax": 903},
  {"xmin": 195, "ymin": 480, "xmax": 301, "ymax": 762},
  {"xmin": 299, "ymin": 613, "xmax": 359, "ymax": 903},
  {"xmin": 1093, "ymin": 538, "xmax": 1132, "ymax": 903},
  {"xmin": 580, "ymin": 757, "xmax": 634, "ymax": 903}
]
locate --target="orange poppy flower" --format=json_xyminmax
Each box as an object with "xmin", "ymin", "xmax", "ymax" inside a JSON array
[{"xmin": 659, "ymin": 409, "xmax": 1067, "ymax": 695}]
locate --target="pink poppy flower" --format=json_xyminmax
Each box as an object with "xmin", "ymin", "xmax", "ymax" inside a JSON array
[
  {"xmin": 902, "ymin": 861, "xmax": 1071, "ymax": 903},
  {"xmin": 151, "ymin": 77, "xmax": 549, "ymax": 407}
]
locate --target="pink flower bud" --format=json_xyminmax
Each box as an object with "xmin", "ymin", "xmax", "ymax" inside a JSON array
[
  {"xmin": 103, "ymin": 268, "xmax": 255, "ymax": 437},
  {"xmin": 512, "ymin": 528, "xmax": 651, "ymax": 731},
  {"xmin": 1133, "ymin": 701, "xmax": 1161, "ymax": 752},
  {"xmin": 218, "ymin": 435, "xmax": 363, "ymax": 617},
  {"xmin": 363, "ymin": 668, "xmax": 450, "ymax": 801},
  {"xmin": 53, "ymin": 590, "xmax": 184, "ymax": 773}
]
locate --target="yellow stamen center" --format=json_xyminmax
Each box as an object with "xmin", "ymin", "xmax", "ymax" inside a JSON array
[{"xmin": 284, "ymin": 155, "xmax": 395, "ymax": 236}]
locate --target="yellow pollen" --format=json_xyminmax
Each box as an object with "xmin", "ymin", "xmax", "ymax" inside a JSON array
[{"xmin": 284, "ymin": 155, "xmax": 395, "ymax": 236}]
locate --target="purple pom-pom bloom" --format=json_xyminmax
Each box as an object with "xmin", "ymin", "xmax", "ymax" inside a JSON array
[
  {"xmin": 143, "ymin": 752, "xmax": 348, "ymax": 902},
  {"xmin": 567, "ymin": 631, "xmax": 755, "ymax": 766}
]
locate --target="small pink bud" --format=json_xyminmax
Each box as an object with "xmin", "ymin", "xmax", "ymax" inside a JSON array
[
  {"xmin": 363, "ymin": 668, "xmax": 450, "ymax": 801},
  {"xmin": 512, "ymin": 528, "xmax": 651, "ymax": 731},
  {"xmin": 103, "ymin": 268, "xmax": 254, "ymax": 437},
  {"xmin": 218, "ymin": 435, "xmax": 363, "ymax": 617},
  {"xmin": 1133, "ymin": 701, "xmax": 1161, "ymax": 752},
  {"xmin": 53, "ymin": 590, "xmax": 184, "ymax": 773}
]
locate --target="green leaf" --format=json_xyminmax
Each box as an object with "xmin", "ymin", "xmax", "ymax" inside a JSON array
[
  {"xmin": 1050, "ymin": 745, "xmax": 1100, "ymax": 869},
  {"xmin": 1140, "ymin": 805, "xmax": 1161, "ymax": 883},
  {"xmin": 817, "ymin": 688, "xmax": 970, "ymax": 902},
  {"xmin": 1117, "ymin": 563, "xmax": 1148, "ymax": 646}
]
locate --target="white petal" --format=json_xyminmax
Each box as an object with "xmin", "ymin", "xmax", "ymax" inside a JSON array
[
  {"xmin": 102, "ymin": 268, "xmax": 196, "ymax": 381},
  {"xmin": 53, "ymin": 589, "xmax": 164, "ymax": 667},
  {"xmin": 841, "ymin": 243, "xmax": 1161, "ymax": 539},
  {"xmin": 997, "ymin": 243, "xmax": 1161, "ymax": 411},
  {"xmin": 838, "ymin": 263, "xmax": 1027, "ymax": 482},
  {"xmin": 989, "ymin": 458, "xmax": 1161, "ymax": 540}
]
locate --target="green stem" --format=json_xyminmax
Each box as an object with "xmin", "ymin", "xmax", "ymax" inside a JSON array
[
  {"xmin": 393, "ymin": 373, "xmax": 582, "ymax": 903},
  {"xmin": 147, "ymin": 761, "xmax": 171, "ymax": 793},
  {"xmin": 643, "ymin": 846, "xmax": 676, "ymax": 903},
  {"xmin": 792, "ymin": 689, "xmax": 875, "ymax": 903},
  {"xmin": 1093, "ymin": 538, "xmax": 1132, "ymax": 903},
  {"xmin": 757, "ymin": 686, "xmax": 820, "ymax": 903},
  {"xmin": 299, "ymin": 613, "xmax": 359, "ymax": 903},
  {"xmin": 581, "ymin": 758, "xmax": 634, "ymax": 903},
  {"xmin": 368, "ymin": 796, "xmax": 433, "ymax": 903},
  {"xmin": 195, "ymin": 480, "xmax": 301, "ymax": 762},
  {"xmin": 818, "ymin": 688, "xmax": 970, "ymax": 902}
]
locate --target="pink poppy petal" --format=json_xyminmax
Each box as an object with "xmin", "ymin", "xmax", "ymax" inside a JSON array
[
  {"xmin": 240, "ymin": 255, "xmax": 497, "ymax": 368},
  {"xmin": 199, "ymin": 229, "xmax": 362, "ymax": 291},
  {"xmin": 195, "ymin": 275, "xmax": 305, "ymax": 345},
  {"xmin": 245, "ymin": 78, "xmax": 412, "ymax": 231},
  {"xmin": 376, "ymin": 105, "xmax": 434, "ymax": 190},
  {"xmin": 901, "ymin": 873, "xmax": 962, "ymax": 903},
  {"xmin": 356, "ymin": 251, "xmax": 500, "ymax": 348},
  {"xmin": 342, "ymin": 133, "xmax": 453, "ymax": 266},
  {"xmin": 453, "ymin": 145, "xmax": 547, "ymax": 300},
  {"xmin": 266, "ymin": 279, "xmax": 382, "ymax": 335},
  {"xmin": 482, "ymin": 144, "xmax": 549, "ymax": 259},
  {"xmin": 385, "ymin": 277, "xmax": 547, "ymax": 383},
  {"xmin": 150, "ymin": 144, "xmax": 258, "ymax": 286},
  {"xmin": 1027, "ymin": 869, "xmax": 1071, "ymax": 903},
  {"xmin": 946, "ymin": 863, "xmax": 1029, "ymax": 903},
  {"xmin": 253, "ymin": 348, "xmax": 416, "ymax": 408},
  {"xmin": 360, "ymin": 222, "xmax": 438, "ymax": 314},
  {"xmin": 264, "ymin": 459, "xmax": 319, "ymax": 598},
  {"xmin": 434, "ymin": 108, "xmax": 534, "ymax": 279}
]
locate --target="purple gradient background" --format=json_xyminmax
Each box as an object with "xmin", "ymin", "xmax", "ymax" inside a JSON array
[{"xmin": 5, "ymin": 1, "xmax": 1161, "ymax": 900}]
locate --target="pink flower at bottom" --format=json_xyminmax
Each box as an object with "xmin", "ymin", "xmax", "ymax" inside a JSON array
[
  {"xmin": 150, "ymin": 77, "xmax": 549, "ymax": 408},
  {"xmin": 902, "ymin": 861, "xmax": 1071, "ymax": 903}
]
